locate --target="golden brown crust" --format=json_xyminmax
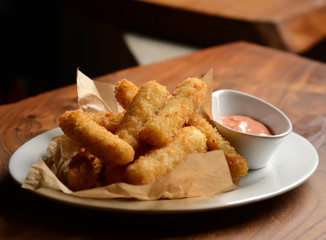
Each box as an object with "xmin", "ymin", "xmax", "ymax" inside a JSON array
[
  {"xmin": 139, "ymin": 78, "xmax": 207, "ymax": 147},
  {"xmin": 114, "ymin": 79, "xmax": 138, "ymax": 110},
  {"xmin": 188, "ymin": 112, "xmax": 249, "ymax": 183},
  {"xmin": 66, "ymin": 148, "xmax": 104, "ymax": 191},
  {"xmin": 60, "ymin": 77, "xmax": 248, "ymax": 189},
  {"xmin": 126, "ymin": 126, "xmax": 207, "ymax": 185},
  {"xmin": 84, "ymin": 111, "xmax": 124, "ymax": 133},
  {"xmin": 115, "ymin": 81, "xmax": 169, "ymax": 153},
  {"xmin": 59, "ymin": 109, "xmax": 135, "ymax": 166}
]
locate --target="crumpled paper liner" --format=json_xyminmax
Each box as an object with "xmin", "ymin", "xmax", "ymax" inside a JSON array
[{"xmin": 22, "ymin": 69, "xmax": 236, "ymax": 200}]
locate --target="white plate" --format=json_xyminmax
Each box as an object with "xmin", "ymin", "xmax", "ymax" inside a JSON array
[{"xmin": 9, "ymin": 128, "xmax": 319, "ymax": 214}]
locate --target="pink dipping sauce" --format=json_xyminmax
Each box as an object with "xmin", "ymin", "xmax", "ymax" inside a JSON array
[{"xmin": 216, "ymin": 115, "xmax": 272, "ymax": 136}]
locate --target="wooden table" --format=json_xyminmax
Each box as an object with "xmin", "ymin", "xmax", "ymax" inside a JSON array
[
  {"xmin": 1, "ymin": 42, "xmax": 325, "ymax": 239},
  {"xmin": 86, "ymin": 0, "xmax": 326, "ymax": 54}
]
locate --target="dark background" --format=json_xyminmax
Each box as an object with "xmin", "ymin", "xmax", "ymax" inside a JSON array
[
  {"xmin": 0, "ymin": 1, "xmax": 138, "ymax": 104},
  {"xmin": 1, "ymin": 1, "xmax": 326, "ymax": 104}
]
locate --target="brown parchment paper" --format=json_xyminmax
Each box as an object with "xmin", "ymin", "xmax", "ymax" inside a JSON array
[{"xmin": 22, "ymin": 69, "xmax": 236, "ymax": 200}]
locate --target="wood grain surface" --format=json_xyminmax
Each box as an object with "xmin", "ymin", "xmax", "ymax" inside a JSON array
[
  {"xmin": 1, "ymin": 41, "xmax": 325, "ymax": 239},
  {"xmin": 84, "ymin": 0, "xmax": 326, "ymax": 54},
  {"xmin": 140, "ymin": 0, "xmax": 326, "ymax": 53}
]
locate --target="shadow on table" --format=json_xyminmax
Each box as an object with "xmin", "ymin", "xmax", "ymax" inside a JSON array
[{"xmin": 0, "ymin": 175, "xmax": 305, "ymax": 239}]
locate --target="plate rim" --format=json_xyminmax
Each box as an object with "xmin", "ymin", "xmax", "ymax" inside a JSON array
[{"xmin": 8, "ymin": 128, "xmax": 319, "ymax": 214}]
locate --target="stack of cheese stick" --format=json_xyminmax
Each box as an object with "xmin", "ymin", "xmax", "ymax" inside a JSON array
[{"xmin": 58, "ymin": 78, "xmax": 248, "ymax": 191}]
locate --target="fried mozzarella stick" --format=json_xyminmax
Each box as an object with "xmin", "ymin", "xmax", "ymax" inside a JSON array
[
  {"xmin": 115, "ymin": 81, "xmax": 169, "ymax": 152},
  {"xmin": 114, "ymin": 79, "xmax": 138, "ymax": 110},
  {"xmin": 66, "ymin": 148, "xmax": 103, "ymax": 191},
  {"xmin": 84, "ymin": 111, "xmax": 124, "ymax": 133},
  {"xmin": 188, "ymin": 112, "xmax": 249, "ymax": 184},
  {"xmin": 126, "ymin": 126, "xmax": 207, "ymax": 185},
  {"xmin": 115, "ymin": 79, "xmax": 172, "ymax": 110},
  {"xmin": 139, "ymin": 78, "xmax": 207, "ymax": 147},
  {"xmin": 59, "ymin": 109, "xmax": 135, "ymax": 166}
]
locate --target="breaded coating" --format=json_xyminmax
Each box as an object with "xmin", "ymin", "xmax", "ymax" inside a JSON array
[
  {"xmin": 84, "ymin": 111, "xmax": 124, "ymax": 133},
  {"xmin": 114, "ymin": 79, "xmax": 138, "ymax": 110},
  {"xmin": 66, "ymin": 148, "xmax": 103, "ymax": 191},
  {"xmin": 139, "ymin": 78, "xmax": 207, "ymax": 147},
  {"xmin": 188, "ymin": 112, "xmax": 249, "ymax": 184},
  {"xmin": 115, "ymin": 81, "xmax": 169, "ymax": 152},
  {"xmin": 126, "ymin": 126, "xmax": 207, "ymax": 185},
  {"xmin": 59, "ymin": 109, "xmax": 135, "ymax": 166}
]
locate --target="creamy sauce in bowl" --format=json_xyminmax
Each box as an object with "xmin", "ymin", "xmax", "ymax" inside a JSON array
[{"xmin": 216, "ymin": 115, "xmax": 272, "ymax": 136}]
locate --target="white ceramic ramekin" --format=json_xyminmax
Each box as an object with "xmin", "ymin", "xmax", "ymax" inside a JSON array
[{"xmin": 212, "ymin": 89, "xmax": 292, "ymax": 169}]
